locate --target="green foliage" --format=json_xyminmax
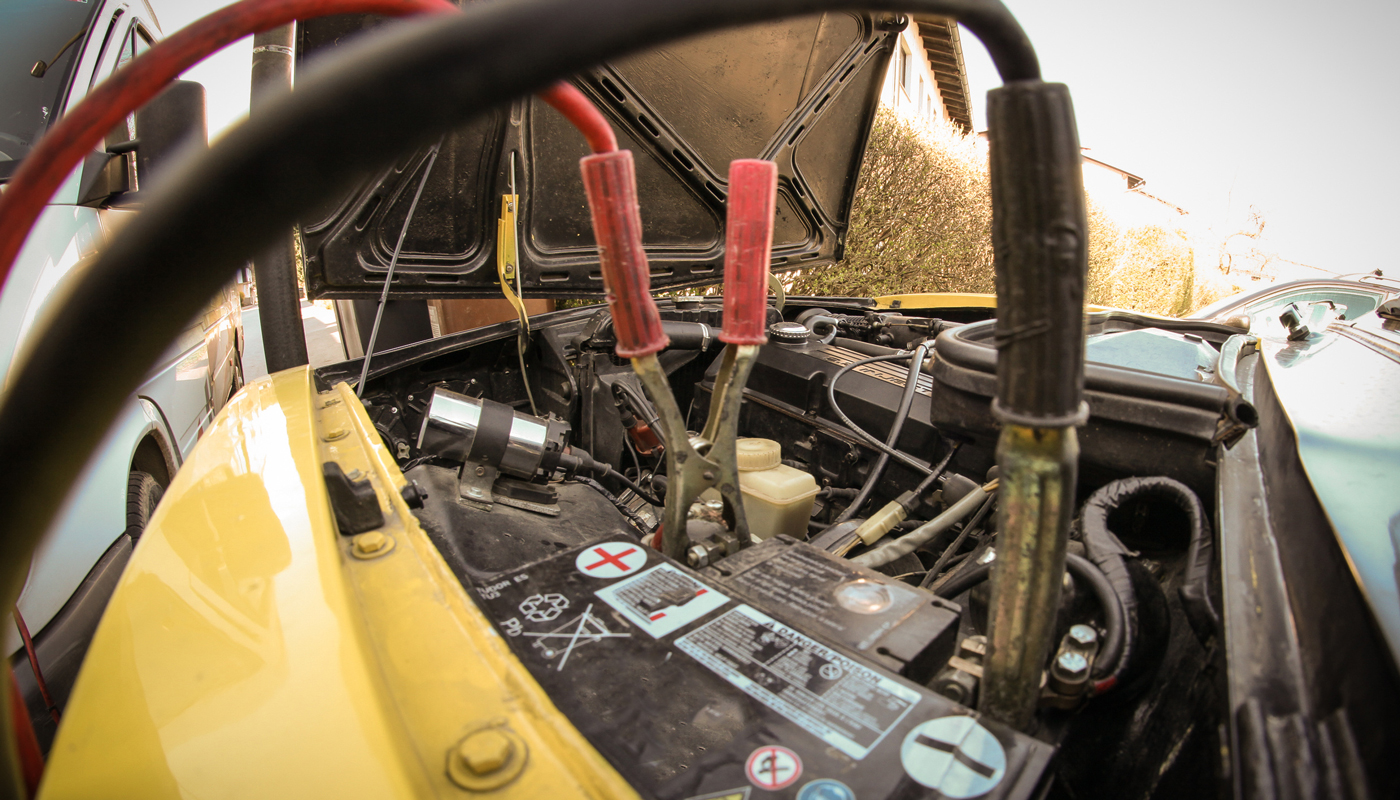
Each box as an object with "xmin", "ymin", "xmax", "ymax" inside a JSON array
[
  {"xmin": 787, "ymin": 110, "xmax": 993, "ymax": 296},
  {"xmin": 784, "ymin": 107, "xmax": 1203, "ymax": 316}
]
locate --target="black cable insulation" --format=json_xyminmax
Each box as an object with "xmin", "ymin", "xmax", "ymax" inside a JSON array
[
  {"xmin": 832, "ymin": 342, "xmax": 927, "ymax": 524},
  {"xmin": 604, "ymin": 467, "xmax": 663, "ymax": 508},
  {"xmin": 572, "ymin": 476, "xmax": 655, "ymax": 535},
  {"xmin": 919, "ymin": 491, "xmax": 994, "ymax": 589},
  {"xmin": 0, "ymin": 0, "xmax": 1039, "ymax": 650},
  {"xmin": 932, "ymin": 552, "xmax": 1126, "ymax": 681},
  {"xmin": 826, "ymin": 352, "xmax": 937, "ymax": 476}
]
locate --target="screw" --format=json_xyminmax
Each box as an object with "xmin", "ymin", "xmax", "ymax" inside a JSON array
[
  {"xmin": 346, "ymin": 469, "xmax": 364, "ymax": 481},
  {"xmin": 457, "ymin": 729, "xmax": 514, "ymax": 775},
  {"xmin": 475, "ymin": 466, "xmax": 487, "ymax": 477},
  {"xmin": 354, "ymin": 531, "xmax": 388, "ymax": 556},
  {"xmin": 702, "ymin": 470, "xmax": 716, "ymax": 481},
  {"xmin": 1068, "ymin": 624, "xmax": 1098, "ymax": 648},
  {"xmin": 323, "ymin": 428, "xmax": 349, "ymax": 441},
  {"xmin": 1055, "ymin": 651, "xmax": 1089, "ymax": 680}
]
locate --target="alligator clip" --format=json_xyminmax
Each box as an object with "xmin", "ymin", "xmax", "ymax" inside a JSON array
[{"xmin": 581, "ymin": 154, "xmax": 776, "ymax": 563}]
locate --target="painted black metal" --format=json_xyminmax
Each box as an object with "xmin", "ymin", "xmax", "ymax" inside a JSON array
[
  {"xmin": 321, "ymin": 461, "xmax": 385, "ymax": 535},
  {"xmin": 465, "ymin": 535, "xmax": 1053, "ymax": 799},
  {"xmin": 296, "ymin": 13, "xmax": 899, "ymax": 299}
]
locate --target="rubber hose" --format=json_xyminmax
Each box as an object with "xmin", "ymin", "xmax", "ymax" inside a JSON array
[
  {"xmin": 933, "ymin": 553, "xmax": 1125, "ymax": 683},
  {"xmin": 826, "ymin": 353, "xmax": 937, "ymax": 476},
  {"xmin": 851, "ymin": 484, "xmax": 989, "ymax": 568},
  {"xmin": 0, "ymin": 0, "xmax": 1040, "ymax": 685},
  {"xmin": 1080, "ymin": 476, "xmax": 1210, "ymax": 688},
  {"xmin": 832, "ymin": 343, "xmax": 927, "ymax": 524}
]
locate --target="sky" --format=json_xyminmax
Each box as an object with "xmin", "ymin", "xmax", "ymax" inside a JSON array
[
  {"xmin": 960, "ymin": 0, "xmax": 1400, "ymax": 276},
  {"xmin": 152, "ymin": 0, "xmax": 1399, "ymax": 277}
]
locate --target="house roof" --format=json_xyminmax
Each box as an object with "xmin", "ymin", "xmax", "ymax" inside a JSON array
[{"xmin": 911, "ymin": 16, "xmax": 973, "ymax": 133}]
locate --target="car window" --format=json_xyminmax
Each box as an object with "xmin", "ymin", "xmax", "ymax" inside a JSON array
[
  {"xmin": 0, "ymin": 0, "xmax": 102, "ymax": 176},
  {"xmin": 1245, "ymin": 288, "xmax": 1382, "ymax": 323}
]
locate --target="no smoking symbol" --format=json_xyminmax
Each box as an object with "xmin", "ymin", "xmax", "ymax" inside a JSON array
[
  {"xmin": 745, "ymin": 745, "xmax": 802, "ymax": 791},
  {"xmin": 575, "ymin": 542, "xmax": 647, "ymax": 578},
  {"xmin": 518, "ymin": 593, "xmax": 569, "ymax": 622}
]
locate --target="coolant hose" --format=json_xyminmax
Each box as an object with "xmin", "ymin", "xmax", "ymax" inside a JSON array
[
  {"xmin": 851, "ymin": 482, "xmax": 990, "ymax": 569},
  {"xmin": 1080, "ymin": 476, "xmax": 1208, "ymax": 690},
  {"xmin": 832, "ymin": 343, "xmax": 928, "ymax": 525}
]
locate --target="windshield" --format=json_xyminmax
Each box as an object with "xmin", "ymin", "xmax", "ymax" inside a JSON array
[{"xmin": 0, "ymin": 0, "xmax": 100, "ymax": 180}]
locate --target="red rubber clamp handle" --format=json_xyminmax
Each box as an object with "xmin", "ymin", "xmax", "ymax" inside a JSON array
[
  {"xmin": 720, "ymin": 159, "xmax": 777, "ymax": 345},
  {"xmin": 581, "ymin": 150, "xmax": 668, "ymax": 359}
]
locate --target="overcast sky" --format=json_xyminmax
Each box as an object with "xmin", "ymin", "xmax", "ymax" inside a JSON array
[
  {"xmin": 154, "ymin": 0, "xmax": 1398, "ymax": 277},
  {"xmin": 961, "ymin": 0, "xmax": 1400, "ymax": 276}
]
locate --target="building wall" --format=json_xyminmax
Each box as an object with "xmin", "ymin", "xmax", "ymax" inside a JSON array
[{"xmin": 880, "ymin": 26, "xmax": 946, "ymax": 125}]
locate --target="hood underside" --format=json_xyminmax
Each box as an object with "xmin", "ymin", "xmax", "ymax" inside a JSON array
[{"xmin": 297, "ymin": 11, "xmax": 899, "ymax": 299}]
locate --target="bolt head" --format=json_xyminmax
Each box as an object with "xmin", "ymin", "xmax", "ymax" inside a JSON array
[
  {"xmin": 475, "ymin": 465, "xmax": 487, "ymax": 477},
  {"xmin": 1055, "ymin": 651, "xmax": 1089, "ymax": 678},
  {"xmin": 458, "ymin": 729, "xmax": 514, "ymax": 775},
  {"xmin": 1068, "ymin": 624, "xmax": 1098, "ymax": 647},
  {"xmin": 354, "ymin": 531, "xmax": 387, "ymax": 555}
]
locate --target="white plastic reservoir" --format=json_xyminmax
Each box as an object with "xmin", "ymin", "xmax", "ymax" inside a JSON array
[{"xmin": 733, "ymin": 438, "xmax": 819, "ymax": 541}]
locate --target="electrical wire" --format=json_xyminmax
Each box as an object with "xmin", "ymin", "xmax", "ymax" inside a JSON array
[
  {"xmin": 826, "ymin": 352, "xmax": 937, "ymax": 476},
  {"xmin": 831, "ymin": 342, "xmax": 927, "ymax": 524},
  {"xmin": 537, "ymin": 82, "xmax": 617, "ymax": 153},
  {"xmin": 0, "ymin": 0, "xmax": 460, "ymax": 290},
  {"xmin": 919, "ymin": 492, "xmax": 995, "ymax": 589},
  {"xmin": 357, "ymin": 139, "xmax": 441, "ymax": 396},
  {"xmin": 12, "ymin": 609, "xmax": 58, "ymax": 724},
  {"xmin": 604, "ymin": 467, "xmax": 663, "ymax": 507},
  {"xmin": 572, "ymin": 476, "xmax": 656, "ymax": 535}
]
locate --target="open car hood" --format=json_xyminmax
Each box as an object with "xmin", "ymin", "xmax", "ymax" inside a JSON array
[{"xmin": 297, "ymin": 11, "xmax": 900, "ymax": 299}]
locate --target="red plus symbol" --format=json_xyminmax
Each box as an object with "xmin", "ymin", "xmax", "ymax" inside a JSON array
[
  {"xmin": 575, "ymin": 542, "xmax": 646, "ymax": 578},
  {"xmin": 585, "ymin": 546, "xmax": 637, "ymax": 572}
]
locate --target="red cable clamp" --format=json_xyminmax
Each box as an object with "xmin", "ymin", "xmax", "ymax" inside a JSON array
[
  {"xmin": 580, "ymin": 150, "xmax": 668, "ymax": 359},
  {"xmin": 720, "ymin": 159, "xmax": 778, "ymax": 345}
]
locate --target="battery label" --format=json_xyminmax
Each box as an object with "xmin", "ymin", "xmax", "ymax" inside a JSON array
[
  {"xmin": 595, "ymin": 563, "xmax": 730, "ymax": 638},
  {"xmin": 677, "ymin": 605, "xmax": 921, "ymax": 760}
]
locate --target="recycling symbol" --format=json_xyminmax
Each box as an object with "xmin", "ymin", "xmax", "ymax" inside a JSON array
[{"xmin": 519, "ymin": 593, "xmax": 570, "ymax": 623}]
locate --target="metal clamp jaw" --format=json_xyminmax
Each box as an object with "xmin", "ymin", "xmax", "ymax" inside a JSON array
[{"xmin": 581, "ymin": 154, "xmax": 777, "ymax": 561}]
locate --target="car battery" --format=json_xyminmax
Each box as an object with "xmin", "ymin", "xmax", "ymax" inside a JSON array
[
  {"xmin": 703, "ymin": 536, "xmax": 961, "ymax": 684},
  {"xmin": 469, "ymin": 534, "xmax": 1054, "ymax": 800}
]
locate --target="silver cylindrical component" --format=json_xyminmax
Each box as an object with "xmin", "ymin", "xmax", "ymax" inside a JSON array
[{"xmin": 417, "ymin": 387, "xmax": 564, "ymax": 479}]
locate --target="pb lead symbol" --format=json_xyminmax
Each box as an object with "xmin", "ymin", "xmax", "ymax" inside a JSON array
[
  {"xmin": 575, "ymin": 542, "xmax": 647, "ymax": 578},
  {"xmin": 518, "ymin": 593, "xmax": 569, "ymax": 622},
  {"xmin": 900, "ymin": 717, "xmax": 1006, "ymax": 798},
  {"xmin": 745, "ymin": 745, "xmax": 802, "ymax": 791}
]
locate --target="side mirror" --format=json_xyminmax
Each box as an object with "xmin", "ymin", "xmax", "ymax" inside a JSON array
[
  {"xmin": 135, "ymin": 79, "xmax": 208, "ymax": 186},
  {"xmin": 77, "ymin": 80, "xmax": 207, "ymax": 207}
]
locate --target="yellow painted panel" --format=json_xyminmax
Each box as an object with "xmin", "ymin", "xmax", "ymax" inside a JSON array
[{"xmin": 42, "ymin": 369, "xmax": 636, "ymax": 800}]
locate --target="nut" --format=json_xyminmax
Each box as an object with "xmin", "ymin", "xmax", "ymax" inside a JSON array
[{"xmin": 686, "ymin": 544, "xmax": 711, "ymax": 568}]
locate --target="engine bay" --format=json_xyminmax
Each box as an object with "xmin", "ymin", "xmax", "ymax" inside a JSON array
[{"xmin": 318, "ymin": 298, "xmax": 1230, "ymax": 799}]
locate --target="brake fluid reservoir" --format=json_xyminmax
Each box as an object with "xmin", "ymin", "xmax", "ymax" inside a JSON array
[{"xmin": 734, "ymin": 438, "xmax": 819, "ymax": 541}]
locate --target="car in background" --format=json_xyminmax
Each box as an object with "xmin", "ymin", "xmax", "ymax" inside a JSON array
[
  {"xmin": 0, "ymin": 0, "xmax": 242, "ymax": 750},
  {"xmin": 1189, "ymin": 274, "xmax": 1400, "ymax": 331}
]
